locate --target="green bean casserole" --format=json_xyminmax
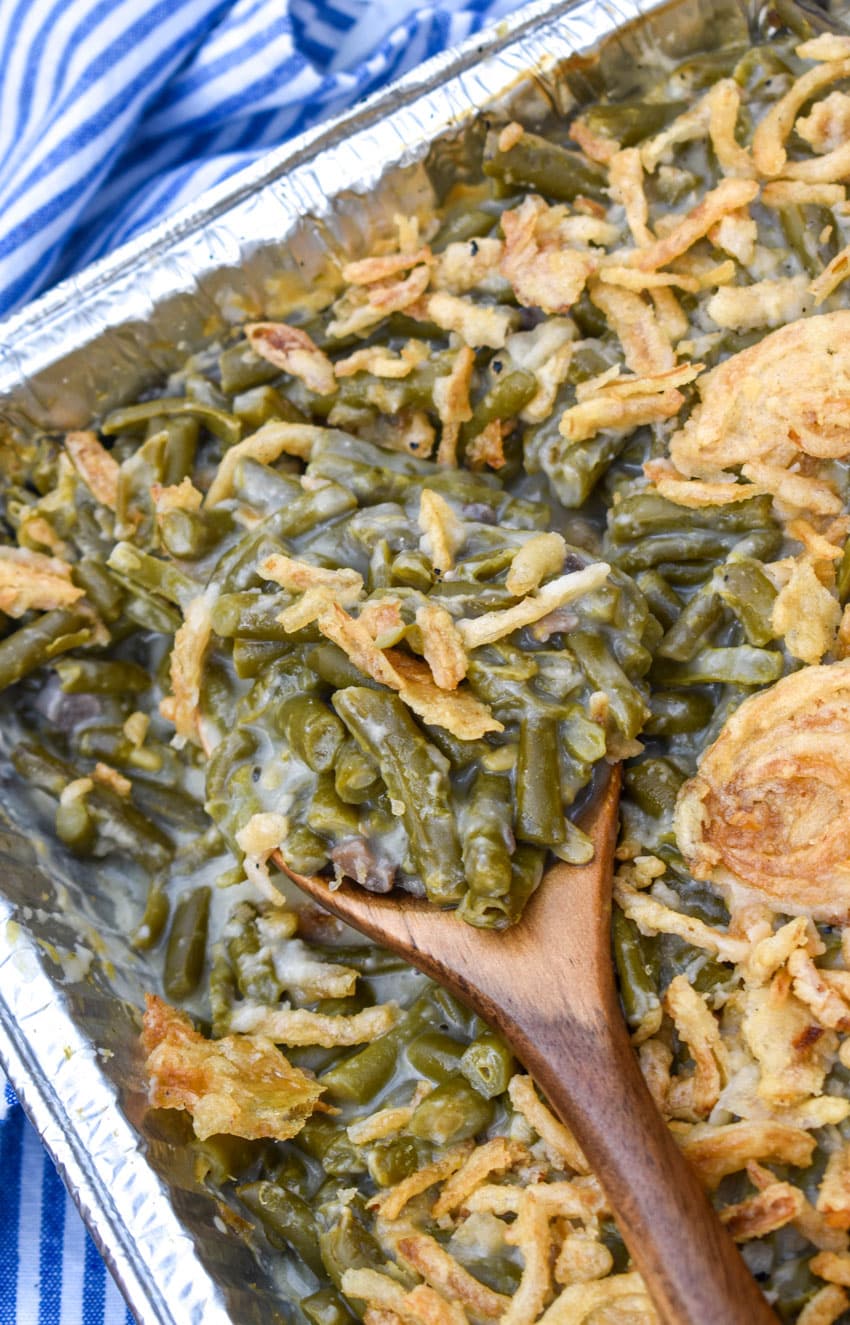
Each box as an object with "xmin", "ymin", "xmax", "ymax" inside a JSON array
[{"xmin": 8, "ymin": 4, "xmax": 850, "ymax": 1319}]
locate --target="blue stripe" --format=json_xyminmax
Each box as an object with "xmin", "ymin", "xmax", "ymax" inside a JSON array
[
  {"xmin": 0, "ymin": 1100, "xmax": 24, "ymax": 1325},
  {"xmin": 81, "ymin": 1234, "xmax": 105, "ymax": 1325},
  {"xmin": 0, "ymin": 0, "xmax": 216, "ymax": 216},
  {"xmin": 38, "ymin": 1158, "xmax": 65, "ymax": 1325}
]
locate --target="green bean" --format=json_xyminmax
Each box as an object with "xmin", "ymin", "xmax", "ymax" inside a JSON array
[
  {"xmin": 277, "ymin": 696, "xmax": 346, "ymax": 772},
  {"xmin": 317, "ymin": 1020, "xmax": 411, "ymax": 1103},
  {"xmin": 333, "ymin": 688, "xmax": 465, "ymax": 904},
  {"xmin": 237, "ymin": 1181, "xmax": 324, "ymax": 1276},
  {"xmin": 228, "ymin": 904, "xmax": 281, "ymax": 1003},
  {"xmin": 163, "ymin": 887, "xmax": 210, "ymax": 1001},
  {"xmin": 0, "ymin": 608, "xmax": 92, "ymax": 690},
  {"xmin": 306, "ymin": 774, "xmax": 362, "ymax": 839},
  {"xmin": 608, "ymin": 492, "xmax": 774, "ymax": 543},
  {"xmin": 107, "ymin": 543, "xmax": 196, "ymax": 607},
  {"xmin": 318, "ymin": 1208, "xmax": 384, "ymax": 1290},
  {"xmin": 552, "ymin": 817, "xmax": 594, "ymax": 865},
  {"xmin": 406, "ymin": 1030, "xmax": 468, "ymax": 1082},
  {"xmin": 131, "ymin": 885, "xmax": 170, "ymax": 950},
  {"xmin": 302, "ymin": 1288, "xmax": 358, "ymax": 1325},
  {"xmin": 52, "ymin": 658, "xmax": 150, "ymax": 694},
  {"xmin": 55, "ymin": 791, "xmax": 97, "ymax": 854},
  {"xmin": 432, "ymin": 205, "xmax": 496, "ymax": 250},
  {"xmin": 634, "ymin": 571, "xmax": 682, "ymax": 632},
  {"xmin": 656, "ymin": 588, "xmax": 723, "ymax": 661},
  {"xmin": 102, "ymin": 397, "xmax": 242, "ymax": 447},
  {"xmin": 278, "ymin": 824, "xmax": 330, "ymax": 875},
  {"xmin": 219, "ymin": 340, "xmax": 281, "ymax": 394},
  {"xmin": 12, "ymin": 743, "xmax": 70, "ymax": 797},
  {"xmin": 581, "ymin": 100, "xmax": 685, "ymax": 147},
  {"xmin": 307, "ymin": 642, "xmax": 381, "ymax": 692},
  {"xmin": 158, "ymin": 416, "xmax": 200, "ymax": 486},
  {"xmin": 408, "ymin": 1075, "xmax": 495, "ymax": 1144},
  {"xmin": 715, "ymin": 558, "xmax": 777, "ymax": 646},
  {"xmin": 612, "ymin": 907, "xmax": 661, "ymax": 1034},
  {"xmin": 461, "ymin": 769, "xmax": 514, "ymax": 897},
  {"xmin": 489, "ymin": 843, "xmax": 545, "ymax": 927},
  {"xmin": 334, "ymin": 740, "xmax": 382, "ymax": 804},
  {"xmin": 515, "ymin": 712, "xmax": 564, "ymax": 847},
  {"xmin": 483, "ymin": 128, "xmax": 609, "ymax": 203},
  {"xmin": 13, "ymin": 742, "xmax": 173, "ymax": 869},
  {"xmin": 232, "ymin": 383, "xmax": 308, "ymax": 429},
  {"xmin": 71, "ymin": 558, "xmax": 126, "ymax": 622},
  {"xmin": 459, "ymin": 1032, "xmax": 514, "ymax": 1099},
  {"xmin": 569, "ymin": 631, "xmax": 649, "ymax": 737},
  {"xmin": 389, "ymin": 549, "xmax": 434, "ymax": 590},
  {"xmin": 231, "ymin": 638, "xmax": 290, "ymax": 679},
  {"xmin": 532, "ymin": 426, "xmax": 630, "ymax": 508},
  {"xmin": 158, "ymin": 507, "xmax": 233, "ymax": 561},
  {"xmin": 117, "ymin": 578, "xmax": 182, "ymax": 634},
  {"xmin": 561, "ymin": 708, "xmax": 607, "ymax": 763},
  {"xmin": 210, "ymin": 590, "xmax": 298, "ymax": 641},
  {"xmin": 645, "ymin": 689, "xmax": 713, "ymax": 735},
  {"xmin": 624, "ymin": 759, "xmax": 686, "ymax": 819},
  {"xmin": 308, "ymin": 453, "xmax": 412, "ymax": 505},
  {"xmin": 459, "ymin": 370, "xmax": 537, "ymax": 456},
  {"xmin": 367, "ymin": 1135, "xmax": 430, "ymax": 1188},
  {"xmin": 652, "ymin": 646, "xmax": 784, "ymax": 687}
]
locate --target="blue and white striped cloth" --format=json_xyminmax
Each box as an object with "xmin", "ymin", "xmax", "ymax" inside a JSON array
[{"xmin": 0, "ymin": 0, "xmax": 518, "ymax": 1318}]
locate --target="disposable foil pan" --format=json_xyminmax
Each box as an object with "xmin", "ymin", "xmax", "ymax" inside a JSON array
[{"xmin": 0, "ymin": 0, "xmax": 802, "ymax": 1318}]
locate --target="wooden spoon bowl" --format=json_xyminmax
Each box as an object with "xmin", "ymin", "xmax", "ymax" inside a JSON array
[{"xmin": 276, "ymin": 767, "xmax": 778, "ymax": 1325}]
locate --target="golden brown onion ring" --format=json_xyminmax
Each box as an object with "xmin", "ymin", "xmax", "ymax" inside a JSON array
[
  {"xmin": 669, "ymin": 310, "xmax": 850, "ymax": 481},
  {"xmin": 675, "ymin": 661, "xmax": 850, "ymax": 921}
]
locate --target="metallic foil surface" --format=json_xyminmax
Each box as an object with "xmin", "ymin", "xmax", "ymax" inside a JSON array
[{"xmin": 0, "ymin": 0, "xmax": 783, "ymax": 1318}]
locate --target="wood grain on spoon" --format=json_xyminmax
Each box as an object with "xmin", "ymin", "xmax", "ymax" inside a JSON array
[{"xmin": 275, "ymin": 766, "xmax": 777, "ymax": 1325}]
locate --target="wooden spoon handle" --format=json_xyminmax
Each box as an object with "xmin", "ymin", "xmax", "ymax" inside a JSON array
[{"xmin": 513, "ymin": 1015, "xmax": 778, "ymax": 1325}]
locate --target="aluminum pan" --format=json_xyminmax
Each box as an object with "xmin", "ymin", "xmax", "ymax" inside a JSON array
[{"xmin": 0, "ymin": 0, "xmax": 777, "ymax": 1319}]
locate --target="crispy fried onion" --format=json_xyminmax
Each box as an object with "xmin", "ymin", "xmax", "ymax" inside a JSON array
[
  {"xmin": 719, "ymin": 1181, "xmax": 805, "ymax": 1241},
  {"xmin": 315, "ymin": 601, "xmax": 500, "ymax": 739},
  {"xmin": 142, "ymin": 994, "xmax": 325, "ymax": 1141},
  {"xmin": 675, "ymin": 660, "xmax": 850, "ymax": 921},
  {"xmin": 797, "ymin": 90, "xmax": 850, "ymax": 154},
  {"xmin": 538, "ymin": 1272, "xmax": 655, "ymax": 1324},
  {"xmin": 65, "ymin": 430, "xmax": 120, "ymax": 509},
  {"xmin": 630, "ymin": 178, "xmax": 758, "ymax": 272},
  {"xmin": 811, "ymin": 244, "xmax": 850, "ymax": 306},
  {"xmin": 205, "ymin": 420, "xmax": 332, "ymax": 506},
  {"xmin": 415, "ymin": 602, "xmax": 468, "ymax": 690},
  {"xmin": 230, "ymin": 999, "xmax": 399, "ymax": 1046},
  {"xmin": 0, "ymin": 547, "xmax": 84, "ymax": 617},
  {"xmin": 328, "ymin": 265, "xmax": 432, "ymax": 339},
  {"xmin": 665, "ymin": 311, "xmax": 850, "ymax": 515},
  {"xmin": 771, "ymin": 555, "xmax": 841, "ymax": 664},
  {"xmin": 244, "ymin": 322, "xmax": 336, "ymax": 395},
  {"xmin": 500, "ymin": 196, "xmax": 597, "ymax": 314},
  {"xmin": 559, "ymin": 364, "xmax": 701, "ymax": 443},
  {"xmin": 589, "ymin": 283, "xmax": 675, "ymax": 376},
  {"xmin": 679, "ymin": 1120, "xmax": 816, "ymax": 1191},
  {"xmin": 456, "ymin": 562, "xmax": 609, "ymax": 650},
  {"xmin": 159, "ymin": 587, "xmax": 216, "ymax": 747},
  {"xmin": 705, "ymin": 274, "xmax": 813, "ymax": 332},
  {"xmin": 818, "ymin": 1148, "xmax": 850, "ymax": 1230},
  {"xmin": 507, "ymin": 1074, "xmax": 589, "ymax": 1174},
  {"xmin": 752, "ymin": 57, "xmax": 850, "ymax": 177},
  {"xmin": 505, "ymin": 319, "xmax": 576, "ymax": 423},
  {"xmin": 663, "ymin": 975, "xmax": 728, "ymax": 1119},
  {"xmin": 236, "ymin": 811, "xmax": 289, "ymax": 905}
]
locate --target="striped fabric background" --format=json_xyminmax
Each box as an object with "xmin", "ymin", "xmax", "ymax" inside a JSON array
[{"xmin": 0, "ymin": 0, "xmax": 520, "ymax": 1318}]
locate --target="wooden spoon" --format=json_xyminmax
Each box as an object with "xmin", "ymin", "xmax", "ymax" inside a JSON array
[{"xmin": 276, "ymin": 767, "xmax": 778, "ymax": 1325}]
